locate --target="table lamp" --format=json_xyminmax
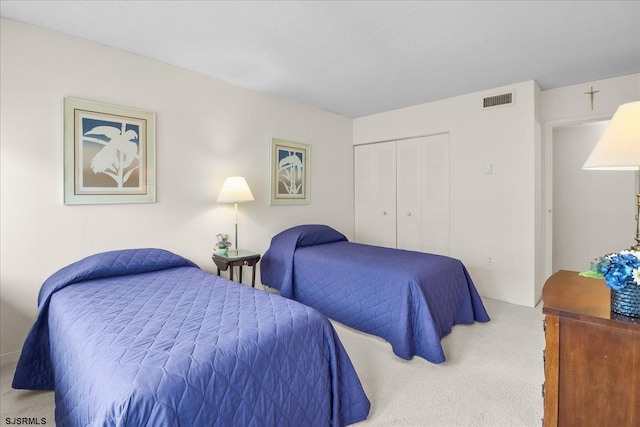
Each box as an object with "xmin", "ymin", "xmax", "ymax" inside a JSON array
[{"xmin": 217, "ymin": 176, "xmax": 255, "ymax": 253}]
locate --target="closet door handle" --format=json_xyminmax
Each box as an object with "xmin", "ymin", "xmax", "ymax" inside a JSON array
[
  {"xmin": 406, "ymin": 211, "xmax": 412, "ymax": 216},
  {"xmin": 382, "ymin": 210, "xmax": 387, "ymax": 216}
]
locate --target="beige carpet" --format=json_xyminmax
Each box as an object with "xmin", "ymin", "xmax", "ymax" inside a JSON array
[{"xmin": 0, "ymin": 297, "xmax": 544, "ymax": 426}]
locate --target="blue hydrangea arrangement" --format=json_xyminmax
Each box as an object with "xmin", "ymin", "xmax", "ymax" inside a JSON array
[{"xmin": 580, "ymin": 250, "xmax": 640, "ymax": 291}]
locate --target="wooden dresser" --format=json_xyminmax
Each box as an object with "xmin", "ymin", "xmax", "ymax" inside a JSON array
[{"xmin": 542, "ymin": 270, "xmax": 640, "ymax": 427}]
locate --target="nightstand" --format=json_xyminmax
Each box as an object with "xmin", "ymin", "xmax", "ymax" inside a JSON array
[{"xmin": 211, "ymin": 250, "xmax": 261, "ymax": 287}]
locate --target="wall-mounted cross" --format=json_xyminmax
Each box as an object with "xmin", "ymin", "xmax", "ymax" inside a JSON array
[{"xmin": 584, "ymin": 86, "xmax": 599, "ymax": 110}]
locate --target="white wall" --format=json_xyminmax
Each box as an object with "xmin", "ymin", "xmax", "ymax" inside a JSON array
[
  {"xmin": 541, "ymin": 74, "xmax": 640, "ymax": 123},
  {"xmin": 541, "ymin": 73, "xmax": 640, "ymax": 282},
  {"xmin": 354, "ymin": 81, "xmax": 540, "ymax": 307},
  {"xmin": 0, "ymin": 20, "xmax": 354, "ymax": 363},
  {"xmin": 353, "ymin": 74, "xmax": 640, "ymax": 308}
]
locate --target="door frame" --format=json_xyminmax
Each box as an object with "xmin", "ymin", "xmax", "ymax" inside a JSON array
[{"xmin": 542, "ymin": 113, "xmax": 612, "ymax": 281}]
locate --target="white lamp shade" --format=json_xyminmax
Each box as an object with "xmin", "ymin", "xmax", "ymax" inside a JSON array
[
  {"xmin": 217, "ymin": 176, "xmax": 255, "ymax": 203},
  {"xmin": 582, "ymin": 101, "xmax": 640, "ymax": 170}
]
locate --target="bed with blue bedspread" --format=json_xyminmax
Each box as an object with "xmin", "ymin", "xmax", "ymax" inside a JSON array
[
  {"xmin": 261, "ymin": 225, "xmax": 490, "ymax": 363},
  {"xmin": 13, "ymin": 248, "xmax": 370, "ymax": 426}
]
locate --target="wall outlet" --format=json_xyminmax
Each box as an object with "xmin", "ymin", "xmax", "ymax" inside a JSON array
[{"xmin": 486, "ymin": 256, "xmax": 493, "ymax": 266}]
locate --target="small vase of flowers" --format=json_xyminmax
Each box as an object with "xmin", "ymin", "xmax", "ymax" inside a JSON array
[
  {"xmin": 215, "ymin": 233, "xmax": 232, "ymax": 255},
  {"xmin": 581, "ymin": 250, "xmax": 640, "ymax": 317}
]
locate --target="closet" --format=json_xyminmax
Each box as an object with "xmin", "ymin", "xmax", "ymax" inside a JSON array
[{"xmin": 354, "ymin": 134, "xmax": 450, "ymax": 255}]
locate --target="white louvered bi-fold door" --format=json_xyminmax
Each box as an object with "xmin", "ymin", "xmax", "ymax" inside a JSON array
[
  {"xmin": 396, "ymin": 134, "xmax": 450, "ymax": 255},
  {"xmin": 355, "ymin": 135, "xmax": 448, "ymax": 254},
  {"xmin": 396, "ymin": 139, "xmax": 422, "ymax": 251},
  {"xmin": 420, "ymin": 134, "xmax": 449, "ymax": 255},
  {"xmin": 354, "ymin": 142, "xmax": 397, "ymax": 248}
]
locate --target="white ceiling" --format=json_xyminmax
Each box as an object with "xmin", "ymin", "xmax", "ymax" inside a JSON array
[{"xmin": 1, "ymin": 1, "xmax": 639, "ymax": 118}]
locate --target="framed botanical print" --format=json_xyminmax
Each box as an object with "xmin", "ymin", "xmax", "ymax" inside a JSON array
[
  {"xmin": 270, "ymin": 138, "xmax": 310, "ymax": 205},
  {"xmin": 63, "ymin": 98, "xmax": 156, "ymax": 204}
]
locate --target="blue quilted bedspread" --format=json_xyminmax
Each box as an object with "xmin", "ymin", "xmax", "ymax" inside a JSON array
[
  {"xmin": 13, "ymin": 248, "xmax": 370, "ymax": 426},
  {"xmin": 261, "ymin": 225, "xmax": 490, "ymax": 363}
]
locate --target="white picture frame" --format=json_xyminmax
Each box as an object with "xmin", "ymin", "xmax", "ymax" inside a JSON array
[{"xmin": 63, "ymin": 98, "xmax": 156, "ymax": 204}]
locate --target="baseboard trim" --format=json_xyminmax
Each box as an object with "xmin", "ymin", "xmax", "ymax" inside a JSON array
[{"xmin": 0, "ymin": 350, "xmax": 20, "ymax": 368}]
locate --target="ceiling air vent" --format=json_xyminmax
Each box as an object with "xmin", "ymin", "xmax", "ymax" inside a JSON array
[{"xmin": 483, "ymin": 92, "xmax": 514, "ymax": 109}]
